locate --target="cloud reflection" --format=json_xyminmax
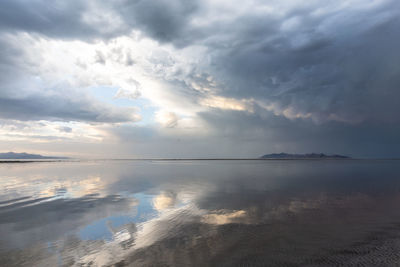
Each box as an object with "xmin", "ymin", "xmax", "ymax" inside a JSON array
[
  {"xmin": 153, "ymin": 191, "xmax": 177, "ymax": 211},
  {"xmin": 1, "ymin": 160, "xmax": 400, "ymax": 266}
]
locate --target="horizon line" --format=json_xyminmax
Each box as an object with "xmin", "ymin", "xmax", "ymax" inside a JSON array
[{"xmin": 1, "ymin": 157, "xmax": 400, "ymax": 163}]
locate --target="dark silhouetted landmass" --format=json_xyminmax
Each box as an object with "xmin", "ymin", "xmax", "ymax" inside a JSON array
[
  {"xmin": 0, "ymin": 152, "xmax": 68, "ymax": 160},
  {"xmin": 260, "ymin": 153, "xmax": 350, "ymax": 159}
]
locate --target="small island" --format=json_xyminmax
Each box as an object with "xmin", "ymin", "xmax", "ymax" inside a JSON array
[
  {"xmin": 260, "ymin": 153, "xmax": 350, "ymax": 159},
  {"xmin": 0, "ymin": 152, "xmax": 68, "ymax": 160}
]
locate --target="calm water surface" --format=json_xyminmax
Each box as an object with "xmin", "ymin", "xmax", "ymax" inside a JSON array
[{"xmin": 1, "ymin": 160, "xmax": 400, "ymax": 266}]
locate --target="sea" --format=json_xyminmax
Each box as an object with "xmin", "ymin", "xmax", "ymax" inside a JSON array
[{"xmin": 1, "ymin": 159, "xmax": 400, "ymax": 266}]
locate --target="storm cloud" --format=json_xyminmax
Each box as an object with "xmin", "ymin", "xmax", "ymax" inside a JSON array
[
  {"xmin": 0, "ymin": 0, "xmax": 124, "ymax": 39},
  {"xmin": 0, "ymin": 94, "xmax": 140, "ymax": 123},
  {"xmin": 0, "ymin": 0, "xmax": 399, "ymax": 157}
]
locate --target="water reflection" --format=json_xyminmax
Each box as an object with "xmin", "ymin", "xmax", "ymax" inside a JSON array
[{"xmin": 0, "ymin": 160, "xmax": 400, "ymax": 266}]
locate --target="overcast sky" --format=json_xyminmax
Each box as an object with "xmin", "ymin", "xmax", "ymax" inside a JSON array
[{"xmin": 0, "ymin": 0, "xmax": 399, "ymax": 158}]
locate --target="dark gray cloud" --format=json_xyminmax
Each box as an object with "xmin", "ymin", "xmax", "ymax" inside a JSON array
[
  {"xmin": 118, "ymin": 0, "xmax": 200, "ymax": 46},
  {"xmin": 209, "ymin": 14, "xmax": 400, "ymax": 124},
  {"xmin": 0, "ymin": 93, "xmax": 139, "ymax": 123},
  {"xmin": 0, "ymin": 0, "xmax": 200, "ymax": 42},
  {"xmin": 0, "ymin": 0, "xmax": 126, "ymax": 39},
  {"xmin": 199, "ymin": 108, "xmax": 400, "ymax": 158},
  {"xmin": 113, "ymin": 0, "xmax": 400, "ymax": 125}
]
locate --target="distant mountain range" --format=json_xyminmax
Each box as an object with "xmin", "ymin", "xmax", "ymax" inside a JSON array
[
  {"xmin": 0, "ymin": 152, "xmax": 68, "ymax": 159},
  {"xmin": 0, "ymin": 152, "xmax": 350, "ymax": 160},
  {"xmin": 260, "ymin": 153, "xmax": 350, "ymax": 159}
]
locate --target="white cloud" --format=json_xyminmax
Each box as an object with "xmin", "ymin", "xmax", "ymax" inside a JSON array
[
  {"xmin": 199, "ymin": 96, "xmax": 254, "ymax": 112},
  {"xmin": 155, "ymin": 110, "xmax": 179, "ymax": 128}
]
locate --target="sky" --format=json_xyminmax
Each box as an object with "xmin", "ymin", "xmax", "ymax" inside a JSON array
[{"xmin": 0, "ymin": 0, "xmax": 399, "ymax": 158}]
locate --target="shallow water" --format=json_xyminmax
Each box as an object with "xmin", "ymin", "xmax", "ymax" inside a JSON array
[{"xmin": 1, "ymin": 160, "xmax": 400, "ymax": 266}]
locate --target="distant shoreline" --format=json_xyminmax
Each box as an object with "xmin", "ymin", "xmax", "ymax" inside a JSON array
[
  {"xmin": 0, "ymin": 158, "xmax": 399, "ymax": 163},
  {"xmin": 0, "ymin": 160, "xmax": 70, "ymax": 163}
]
